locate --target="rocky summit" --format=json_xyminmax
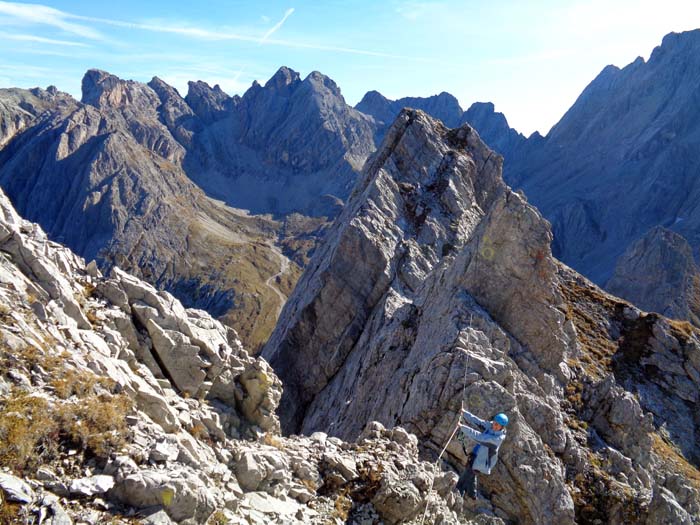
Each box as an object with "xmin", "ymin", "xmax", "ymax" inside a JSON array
[
  {"xmin": 264, "ymin": 109, "xmax": 700, "ymax": 523},
  {"xmin": 355, "ymin": 90, "xmax": 527, "ymax": 161},
  {"xmin": 182, "ymin": 66, "xmax": 376, "ymax": 218},
  {"xmin": 0, "ymin": 186, "xmax": 490, "ymax": 525}
]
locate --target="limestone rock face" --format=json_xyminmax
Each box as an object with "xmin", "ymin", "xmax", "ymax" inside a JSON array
[
  {"xmin": 607, "ymin": 226, "xmax": 700, "ymax": 325},
  {"xmin": 0, "ymin": 86, "xmax": 74, "ymax": 147},
  {"xmin": 264, "ymin": 109, "xmax": 700, "ymax": 523},
  {"xmin": 0, "ymin": 186, "xmax": 490, "ymax": 525},
  {"xmin": 264, "ymin": 109, "xmax": 506, "ymax": 431}
]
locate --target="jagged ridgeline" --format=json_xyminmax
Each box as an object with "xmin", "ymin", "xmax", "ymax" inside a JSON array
[
  {"xmin": 1, "ymin": 68, "xmax": 381, "ymax": 351},
  {"xmin": 264, "ymin": 109, "xmax": 700, "ymax": 523}
]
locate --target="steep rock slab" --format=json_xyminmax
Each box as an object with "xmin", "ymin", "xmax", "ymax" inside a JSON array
[
  {"xmin": 607, "ymin": 226, "xmax": 700, "ymax": 326},
  {"xmin": 264, "ymin": 109, "xmax": 505, "ymax": 432}
]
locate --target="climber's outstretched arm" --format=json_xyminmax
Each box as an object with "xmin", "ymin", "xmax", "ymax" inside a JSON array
[
  {"xmin": 462, "ymin": 409, "xmax": 490, "ymax": 431},
  {"xmin": 460, "ymin": 424, "xmax": 503, "ymax": 446}
]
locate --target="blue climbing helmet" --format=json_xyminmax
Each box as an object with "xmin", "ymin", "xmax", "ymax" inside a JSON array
[{"xmin": 493, "ymin": 413, "xmax": 509, "ymax": 427}]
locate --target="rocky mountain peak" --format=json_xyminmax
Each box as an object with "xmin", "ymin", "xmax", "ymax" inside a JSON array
[
  {"xmin": 185, "ymin": 80, "xmax": 236, "ymax": 123},
  {"xmin": 357, "ymin": 89, "xmax": 389, "ymax": 105},
  {"xmin": 463, "ymin": 101, "xmax": 496, "ymax": 121},
  {"xmin": 461, "ymin": 101, "xmax": 526, "ymax": 159},
  {"xmin": 263, "ymin": 108, "xmax": 510, "ymax": 431},
  {"xmin": 355, "ymin": 90, "xmax": 393, "ymax": 123},
  {"xmin": 148, "ymin": 75, "xmax": 181, "ymax": 99},
  {"xmin": 81, "ymin": 69, "xmax": 159, "ymax": 111},
  {"xmin": 505, "ymin": 29, "xmax": 700, "ymax": 292},
  {"xmin": 0, "ymin": 86, "xmax": 76, "ymax": 147},
  {"xmin": 265, "ymin": 66, "xmax": 302, "ymax": 93},
  {"xmin": 303, "ymin": 70, "xmax": 343, "ymax": 99},
  {"xmin": 396, "ymin": 91, "xmax": 463, "ymax": 128},
  {"xmin": 653, "ymin": 28, "xmax": 700, "ymax": 58}
]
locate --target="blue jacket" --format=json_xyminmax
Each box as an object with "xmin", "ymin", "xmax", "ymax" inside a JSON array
[{"xmin": 460, "ymin": 410, "xmax": 506, "ymax": 474}]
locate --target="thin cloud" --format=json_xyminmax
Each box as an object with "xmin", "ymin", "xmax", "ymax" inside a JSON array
[
  {"xmin": 0, "ymin": 31, "xmax": 90, "ymax": 47},
  {"xmin": 0, "ymin": 1, "xmax": 101, "ymax": 39},
  {"xmin": 0, "ymin": 1, "xmax": 418, "ymax": 60},
  {"xmin": 0, "ymin": 1, "xmax": 425, "ymax": 60},
  {"xmin": 262, "ymin": 8, "xmax": 295, "ymax": 42}
]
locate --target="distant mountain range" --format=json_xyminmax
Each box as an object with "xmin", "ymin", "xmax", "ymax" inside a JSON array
[
  {"xmin": 0, "ymin": 72, "xmax": 300, "ymax": 351},
  {"xmin": 355, "ymin": 90, "xmax": 528, "ymax": 160},
  {"xmin": 1, "ymin": 29, "xmax": 699, "ymax": 339},
  {"xmin": 505, "ymin": 30, "xmax": 700, "ymax": 290}
]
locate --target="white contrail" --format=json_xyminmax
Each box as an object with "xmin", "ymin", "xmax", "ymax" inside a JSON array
[{"xmin": 262, "ymin": 8, "xmax": 295, "ymax": 42}]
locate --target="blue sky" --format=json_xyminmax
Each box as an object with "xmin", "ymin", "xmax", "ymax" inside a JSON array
[{"xmin": 1, "ymin": 1, "xmax": 699, "ymax": 136}]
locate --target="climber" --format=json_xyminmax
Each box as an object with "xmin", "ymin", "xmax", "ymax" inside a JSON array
[{"xmin": 455, "ymin": 410, "xmax": 508, "ymax": 500}]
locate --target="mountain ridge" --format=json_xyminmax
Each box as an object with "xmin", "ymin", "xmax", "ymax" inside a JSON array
[{"xmin": 263, "ymin": 108, "xmax": 700, "ymax": 523}]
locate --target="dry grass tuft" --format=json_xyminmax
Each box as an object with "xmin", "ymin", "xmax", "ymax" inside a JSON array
[
  {"xmin": 651, "ymin": 434, "xmax": 700, "ymax": 490},
  {"xmin": 332, "ymin": 491, "xmax": 353, "ymax": 521},
  {"xmin": 0, "ymin": 387, "xmax": 131, "ymax": 475},
  {"xmin": 667, "ymin": 319, "xmax": 695, "ymax": 340},
  {"xmin": 0, "ymin": 390, "xmax": 59, "ymax": 473},
  {"xmin": 56, "ymin": 393, "xmax": 131, "ymax": 459},
  {"xmin": 263, "ymin": 432, "xmax": 284, "ymax": 450},
  {"xmin": 207, "ymin": 510, "xmax": 228, "ymax": 525},
  {"xmin": 50, "ymin": 369, "xmax": 117, "ymax": 400}
]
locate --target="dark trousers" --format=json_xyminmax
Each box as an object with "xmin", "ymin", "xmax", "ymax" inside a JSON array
[{"xmin": 456, "ymin": 455, "xmax": 478, "ymax": 499}]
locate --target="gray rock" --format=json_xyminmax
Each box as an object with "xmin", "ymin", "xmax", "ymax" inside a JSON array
[
  {"xmin": 39, "ymin": 493, "xmax": 73, "ymax": 525},
  {"xmin": 69, "ymin": 475, "xmax": 115, "ymax": 497},
  {"xmin": 150, "ymin": 441, "xmax": 180, "ymax": 463},
  {"xmin": 371, "ymin": 475, "xmax": 422, "ymax": 524},
  {"xmin": 141, "ymin": 508, "xmax": 175, "ymax": 525},
  {"xmin": 110, "ymin": 469, "xmax": 217, "ymax": 523},
  {"xmin": 235, "ymin": 452, "xmax": 267, "ymax": 491},
  {"xmin": 0, "ymin": 472, "xmax": 34, "ymax": 503},
  {"xmin": 646, "ymin": 487, "xmax": 694, "ymax": 525}
]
